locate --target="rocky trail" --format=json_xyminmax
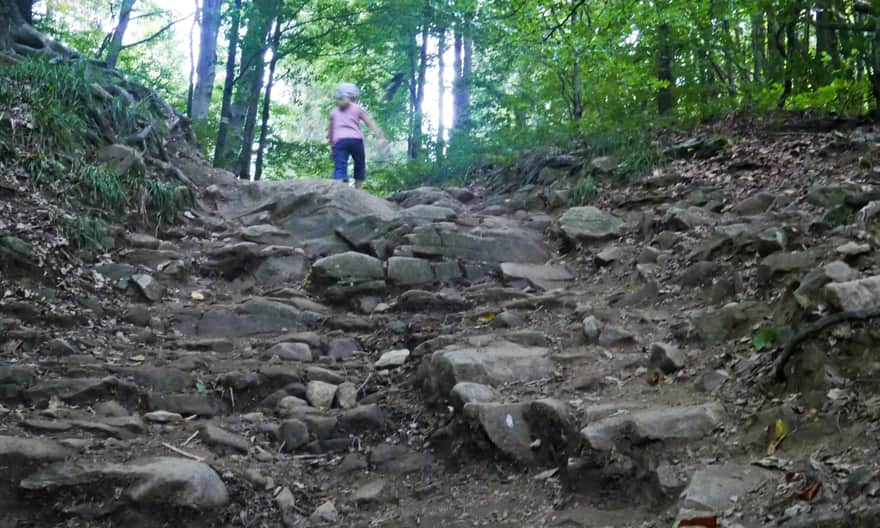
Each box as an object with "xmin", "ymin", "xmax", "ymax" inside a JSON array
[{"xmin": 4, "ymin": 117, "xmax": 880, "ymax": 528}]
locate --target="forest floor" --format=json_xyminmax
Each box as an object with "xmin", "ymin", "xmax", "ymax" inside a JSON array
[{"xmin": 3, "ymin": 113, "xmax": 880, "ymax": 528}]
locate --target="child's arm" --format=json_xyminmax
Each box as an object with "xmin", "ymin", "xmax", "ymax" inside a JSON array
[
  {"xmin": 327, "ymin": 117, "xmax": 334, "ymax": 159},
  {"xmin": 362, "ymin": 111, "xmax": 386, "ymax": 142}
]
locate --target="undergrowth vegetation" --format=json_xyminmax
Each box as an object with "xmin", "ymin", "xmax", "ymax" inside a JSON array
[{"xmin": 0, "ymin": 57, "xmax": 189, "ymax": 253}]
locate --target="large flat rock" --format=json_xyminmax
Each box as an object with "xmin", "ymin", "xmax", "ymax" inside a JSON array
[
  {"xmin": 559, "ymin": 207, "xmax": 622, "ymax": 242},
  {"xmin": 677, "ymin": 464, "xmax": 775, "ymax": 520},
  {"xmin": 500, "ymin": 262, "xmax": 574, "ymax": 290},
  {"xmin": 581, "ymin": 402, "xmax": 725, "ymax": 451},
  {"xmin": 174, "ymin": 298, "xmax": 323, "ymax": 337},
  {"xmin": 426, "ymin": 338, "xmax": 556, "ymax": 398},
  {"xmin": 213, "ymin": 179, "xmax": 398, "ymax": 256},
  {"xmin": 400, "ymin": 223, "xmax": 549, "ymax": 264},
  {"xmin": 20, "ymin": 457, "xmax": 229, "ymax": 511},
  {"xmin": 825, "ymin": 275, "xmax": 880, "ymax": 311}
]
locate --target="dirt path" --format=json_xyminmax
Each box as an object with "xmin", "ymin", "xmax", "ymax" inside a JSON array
[{"xmin": 3, "ymin": 121, "xmax": 880, "ymax": 527}]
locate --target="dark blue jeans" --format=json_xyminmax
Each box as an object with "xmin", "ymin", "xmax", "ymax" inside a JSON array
[{"xmin": 333, "ymin": 138, "xmax": 366, "ymax": 182}]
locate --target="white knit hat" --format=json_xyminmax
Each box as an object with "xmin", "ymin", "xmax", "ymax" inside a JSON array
[{"xmin": 335, "ymin": 82, "xmax": 360, "ymax": 99}]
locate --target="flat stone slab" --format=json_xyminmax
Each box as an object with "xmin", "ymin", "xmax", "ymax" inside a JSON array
[
  {"xmin": 678, "ymin": 464, "xmax": 775, "ymax": 520},
  {"xmin": 427, "ymin": 338, "xmax": 555, "ymax": 398},
  {"xmin": 581, "ymin": 402, "xmax": 725, "ymax": 451},
  {"xmin": 825, "ymin": 275, "xmax": 880, "ymax": 311},
  {"xmin": 20, "ymin": 457, "xmax": 229, "ymax": 510},
  {"xmin": 559, "ymin": 207, "xmax": 622, "ymax": 242},
  {"xmin": 500, "ymin": 262, "xmax": 574, "ymax": 290}
]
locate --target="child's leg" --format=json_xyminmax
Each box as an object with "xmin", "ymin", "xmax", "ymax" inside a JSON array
[
  {"xmin": 351, "ymin": 140, "xmax": 366, "ymax": 188},
  {"xmin": 332, "ymin": 142, "xmax": 350, "ymax": 182}
]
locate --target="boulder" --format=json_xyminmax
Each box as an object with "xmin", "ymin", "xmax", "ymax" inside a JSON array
[
  {"xmin": 677, "ymin": 464, "xmax": 775, "ymax": 521},
  {"xmin": 335, "ymin": 382, "xmax": 358, "ymax": 409},
  {"xmin": 464, "ymin": 399, "xmax": 573, "ymax": 464},
  {"xmin": 735, "ymin": 192, "xmax": 777, "ymax": 215},
  {"xmin": 20, "ymin": 457, "xmax": 229, "ymax": 510},
  {"xmin": 311, "ymin": 252, "xmax": 386, "ymax": 299},
  {"xmin": 581, "ymin": 402, "xmax": 725, "ymax": 451},
  {"xmin": 306, "ymin": 381, "xmax": 338, "ymax": 410},
  {"xmin": 278, "ymin": 419, "xmax": 310, "ymax": 451},
  {"xmin": 559, "ymin": 207, "xmax": 623, "ymax": 242},
  {"xmin": 131, "ymin": 273, "xmax": 165, "ymax": 302},
  {"xmin": 176, "ymin": 298, "xmax": 321, "ymax": 338},
  {"xmin": 649, "ymin": 342, "xmax": 687, "ymax": 374},
  {"xmin": 200, "ymin": 424, "xmax": 250, "ymax": 453},
  {"xmin": 0, "ymin": 435, "xmax": 71, "ymax": 482},
  {"xmin": 400, "ymin": 204, "xmax": 457, "ymax": 223},
  {"xmin": 794, "ymin": 261, "xmax": 861, "ymax": 309},
  {"xmin": 450, "ymin": 382, "xmax": 500, "ymax": 410},
  {"xmin": 500, "ymin": 262, "xmax": 574, "ymax": 290},
  {"xmin": 825, "ymin": 275, "xmax": 880, "ymax": 311},
  {"xmin": 337, "ymin": 404, "xmax": 385, "ymax": 433},
  {"xmin": 214, "ymin": 178, "xmax": 398, "ymax": 256},
  {"xmin": 96, "ymin": 144, "xmax": 145, "ymax": 176},
  {"xmin": 426, "ymin": 338, "xmax": 556, "ymax": 399},
  {"xmin": 375, "ymin": 349, "xmax": 410, "ymax": 369},
  {"xmin": 757, "ymin": 251, "xmax": 815, "ymax": 283},
  {"xmin": 266, "ymin": 342, "xmax": 313, "ymax": 362},
  {"xmin": 690, "ymin": 302, "xmax": 768, "ymax": 345},
  {"xmin": 387, "ymin": 257, "xmax": 435, "ymax": 286}
]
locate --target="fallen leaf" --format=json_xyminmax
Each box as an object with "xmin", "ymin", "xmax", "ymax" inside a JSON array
[
  {"xmin": 191, "ymin": 291, "xmax": 205, "ymax": 301},
  {"xmin": 129, "ymin": 354, "xmax": 146, "ymax": 362},
  {"xmin": 478, "ymin": 312, "xmax": 495, "ymax": 322},
  {"xmin": 799, "ymin": 479, "xmax": 821, "ymax": 501},
  {"xmin": 678, "ymin": 516, "xmax": 717, "ymax": 528},
  {"xmin": 767, "ymin": 418, "xmax": 790, "ymax": 455}
]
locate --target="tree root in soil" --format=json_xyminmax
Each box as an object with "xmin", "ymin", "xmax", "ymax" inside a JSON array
[{"xmin": 773, "ymin": 306, "xmax": 880, "ymax": 381}]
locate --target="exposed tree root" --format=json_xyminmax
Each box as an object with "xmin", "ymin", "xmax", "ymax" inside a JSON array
[{"xmin": 773, "ymin": 306, "xmax": 880, "ymax": 381}]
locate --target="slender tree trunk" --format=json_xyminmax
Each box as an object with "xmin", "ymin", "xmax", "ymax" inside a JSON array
[
  {"xmin": 192, "ymin": 0, "xmax": 223, "ymax": 124},
  {"xmin": 411, "ymin": 25, "xmax": 429, "ymax": 160},
  {"xmin": 254, "ymin": 17, "xmax": 283, "ymax": 182},
  {"xmin": 436, "ymin": 28, "xmax": 446, "ymax": 160},
  {"xmin": 234, "ymin": 2, "xmax": 277, "ymax": 179},
  {"xmin": 186, "ymin": 0, "xmax": 199, "ymax": 117},
  {"xmin": 452, "ymin": 26, "xmax": 463, "ymax": 131},
  {"xmin": 751, "ymin": 11, "xmax": 766, "ymax": 82},
  {"xmin": 721, "ymin": 19, "xmax": 736, "ymax": 95},
  {"xmin": 213, "ymin": 0, "xmax": 242, "ymax": 168},
  {"xmin": 461, "ymin": 31, "xmax": 472, "ymax": 128},
  {"xmin": 105, "ymin": 0, "xmax": 136, "ymax": 69},
  {"xmin": 778, "ymin": 22, "xmax": 797, "ymax": 108},
  {"xmin": 657, "ymin": 22, "xmax": 674, "ymax": 115},
  {"xmin": 407, "ymin": 31, "xmax": 418, "ymax": 159}
]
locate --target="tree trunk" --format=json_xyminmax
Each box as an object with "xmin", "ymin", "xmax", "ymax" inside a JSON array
[
  {"xmin": 216, "ymin": 0, "xmax": 275, "ymax": 174},
  {"xmin": 751, "ymin": 11, "xmax": 766, "ymax": 82},
  {"xmin": 213, "ymin": 0, "xmax": 242, "ymax": 168},
  {"xmin": 0, "ymin": 0, "xmax": 23, "ymax": 50},
  {"xmin": 452, "ymin": 26, "xmax": 462, "ymax": 131},
  {"xmin": 192, "ymin": 0, "xmax": 223, "ymax": 124},
  {"xmin": 721, "ymin": 19, "xmax": 736, "ymax": 96},
  {"xmin": 657, "ymin": 22, "xmax": 673, "ymax": 115},
  {"xmin": 186, "ymin": 0, "xmax": 199, "ymax": 117},
  {"xmin": 411, "ymin": 25, "xmax": 429, "ymax": 160},
  {"xmin": 436, "ymin": 28, "xmax": 446, "ymax": 160},
  {"xmin": 461, "ymin": 31, "xmax": 472, "ymax": 128},
  {"xmin": 778, "ymin": 22, "xmax": 797, "ymax": 108},
  {"xmin": 254, "ymin": 17, "xmax": 283, "ymax": 182},
  {"xmin": 15, "ymin": 0, "xmax": 31, "ymax": 24},
  {"xmin": 407, "ymin": 31, "xmax": 418, "ymax": 159},
  {"xmin": 233, "ymin": 1, "xmax": 277, "ymax": 179},
  {"xmin": 105, "ymin": 0, "xmax": 137, "ymax": 69}
]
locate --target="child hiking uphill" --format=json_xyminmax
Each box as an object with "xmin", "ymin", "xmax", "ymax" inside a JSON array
[{"xmin": 328, "ymin": 82, "xmax": 386, "ymax": 189}]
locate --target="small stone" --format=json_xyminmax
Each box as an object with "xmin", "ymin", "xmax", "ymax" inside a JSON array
[
  {"xmin": 94, "ymin": 400, "xmax": 129, "ymax": 417},
  {"xmin": 450, "ymin": 382, "xmax": 499, "ymax": 410},
  {"xmin": 277, "ymin": 395, "xmax": 309, "ymax": 416},
  {"xmin": 46, "ymin": 338, "xmax": 78, "ymax": 356},
  {"xmin": 598, "ymin": 324, "xmax": 635, "ymax": 347},
  {"xmin": 310, "ymin": 501, "xmax": 339, "ymax": 524},
  {"xmin": 306, "ymin": 381, "xmax": 337, "ymax": 410},
  {"xmin": 275, "ymin": 486, "xmax": 296, "ymax": 511},
  {"xmin": 278, "ymin": 419, "xmax": 310, "ymax": 451},
  {"xmin": 328, "ymin": 338, "xmax": 361, "ymax": 360},
  {"xmin": 266, "ymin": 342, "xmax": 312, "ymax": 362},
  {"xmin": 338, "ymin": 404, "xmax": 385, "ymax": 433},
  {"xmin": 596, "ymin": 246, "xmax": 623, "ymax": 265},
  {"xmin": 131, "ymin": 273, "xmax": 165, "ymax": 302},
  {"xmin": 144, "ymin": 410, "xmax": 183, "ymax": 423},
  {"xmin": 375, "ymin": 349, "xmax": 410, "ymax": 369},
  {"xmin": 306, "ymin": 366, "xmax": 346, "ymax": 385},
  {"xmin": 201, "ymin": 424, "xmax": 250, "ymax": 453},
  {"xmin": 582, "ymin": 316, "xmax": 604, "ymax": 342},
  {"xmin": 837, "ymin": 241, "xmax": 871, "ymax": 257},
  {"xmin": 335, "ymin": 382, "xmax": 358, "ymax": 409},
  {"xmin": 649, "ymin": 343, "xmax": 686, "ymax": 374},
  {"xmin": 353, "ymin": 478, "xmax": 389, "ymax": 505}
]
